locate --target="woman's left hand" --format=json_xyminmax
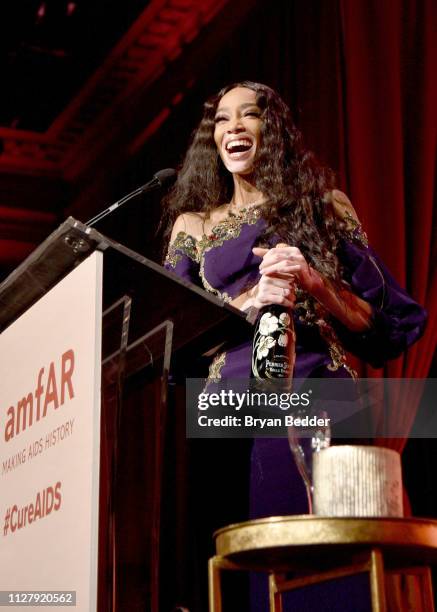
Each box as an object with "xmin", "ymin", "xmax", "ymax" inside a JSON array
[{"xmin": 253, "ymin": 244, "xmax": 324, "ymax": 296}]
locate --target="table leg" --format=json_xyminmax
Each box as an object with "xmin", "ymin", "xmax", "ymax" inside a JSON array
[
  {"xmin": 418, "ymin": 566, "xmax": 435, "ymax": 612},
  {"xmin": 269, "ymin": 574, "xmax": 283, "ymax": 612},
  {"xmin": 208, "ymin": 556, "xmax": 223, "ymax": 612},
  {"xmin": 369, "ymin": 549, "xmax": 387, "ymax": 612},
  {"xmin": 390, "ymin": 566, "xmax": 436, "ymax": 612}
]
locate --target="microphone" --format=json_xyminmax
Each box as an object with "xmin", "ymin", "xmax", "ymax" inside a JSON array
[{"xmin": 86, "ymin": 168, "xmax": 176, "ymax": 227}]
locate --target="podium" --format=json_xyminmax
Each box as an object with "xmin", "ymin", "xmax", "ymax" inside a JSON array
[{"xmin": 0, "ymin": 218, "xmax": 250, "ymax": 611}]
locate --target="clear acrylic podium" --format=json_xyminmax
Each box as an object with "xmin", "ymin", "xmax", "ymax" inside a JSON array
[{"xmin": 0, "ymin": 217, "xmax": 250, "ymax": 611}]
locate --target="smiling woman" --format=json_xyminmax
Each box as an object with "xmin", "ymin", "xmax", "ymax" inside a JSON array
[
  {"xmin": 160, "ymin": 81, "xmax": 427, "ymax": 611},
  {"xmin": 213, "ymin": 87, "xmax": 262, "ymax": 176}
]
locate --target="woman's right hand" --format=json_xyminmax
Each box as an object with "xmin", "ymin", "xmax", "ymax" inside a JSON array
[
  {"xmin": 251, "ymin": 243, "xmax": 296, "ymax": 310},
  {"xmin": 252, "ymin": 273, "xmax": 295, "ymax": 309},
  {"xmin": 234, "ymin": 244, "xmax": 296, "ymax": 312}
]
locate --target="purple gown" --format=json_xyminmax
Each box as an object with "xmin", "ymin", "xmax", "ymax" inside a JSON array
[
  {"xmin": 164, "ymin": 206, "xmax": 427, "ymax": 611},
  {"xmin": 165, "ymin": 206, "xmax": 425, "ymax": 379}
]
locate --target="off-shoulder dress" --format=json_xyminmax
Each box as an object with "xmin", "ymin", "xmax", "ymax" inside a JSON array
[{"xmin": 164, "ymin": 204, "xmax": 427, "ymax": 610}]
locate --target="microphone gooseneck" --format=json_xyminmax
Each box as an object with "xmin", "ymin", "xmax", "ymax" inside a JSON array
[{"xmin": 86, "ymin": 168, "xmax": 176, "ymax": 227}]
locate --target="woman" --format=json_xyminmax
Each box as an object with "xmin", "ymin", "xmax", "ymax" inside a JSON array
[
  {"xmin": 163, "ymin": 82, "xmax": 425, "ymax": 377},
  {"xmin": 162, "ymin": 81, "xmax": 427, "ymax": 610}
]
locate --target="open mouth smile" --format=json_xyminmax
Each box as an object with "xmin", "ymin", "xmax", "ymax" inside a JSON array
[{"xmin": 224, "ymin": 137, "xmax": 254, "ymax": 160}]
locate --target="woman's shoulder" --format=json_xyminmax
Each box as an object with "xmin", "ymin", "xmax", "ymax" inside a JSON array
[
  {"xmin": 330, "ymin": 189, "xmax": 360, "ymax": 224},
  {"xmin": 330, "ymin": 189, "xmax": 369, "ymax": 248},
  {"xmin": 170, "ymin": 204, "xmax": 231, "ymax": 241},
  {"xmin": 170, "ymin": 211, "xmax": 205, "ymax": 242}
]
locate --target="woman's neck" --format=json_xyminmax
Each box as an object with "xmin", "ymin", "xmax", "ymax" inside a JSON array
[{"xmin": 230, "ymin": 174, "xmax": 264, "ymax": 210}]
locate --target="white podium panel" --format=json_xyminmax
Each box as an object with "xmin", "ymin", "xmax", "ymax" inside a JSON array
[{"xmin": 0, "ymin": 252, "xmax": 103, "ymax": 611}]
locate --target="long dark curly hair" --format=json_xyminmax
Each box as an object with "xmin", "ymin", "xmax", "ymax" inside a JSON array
[{"xmin": 162, "ymin": 81, "xmax": 345, "ymax": 283}]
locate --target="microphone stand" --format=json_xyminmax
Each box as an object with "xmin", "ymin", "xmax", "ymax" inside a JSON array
[{"xmin": 86, "ymin": 177, "xmax": 162, "ymax": 228}]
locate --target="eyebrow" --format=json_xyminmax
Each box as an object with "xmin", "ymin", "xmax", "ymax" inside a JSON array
[{"xmin": 215, "ymin": 103, "xmax": 260, "ymax": 113}]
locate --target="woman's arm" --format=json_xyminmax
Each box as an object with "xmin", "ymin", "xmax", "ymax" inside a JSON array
[
  {"xmin": 252, "ymin": 190, "xmax": 427, "ymax": 366},
  {"xmin": 253, "ymin": 244, "xmax": 372, "ymax": 332}
]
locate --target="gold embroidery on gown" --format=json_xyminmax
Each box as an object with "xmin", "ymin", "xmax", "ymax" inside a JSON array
[{"xmin": 197, "ymin": 207, "xmax": 261, "ymax": 302}]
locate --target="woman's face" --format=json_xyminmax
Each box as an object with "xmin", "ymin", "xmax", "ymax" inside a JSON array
[{"xmin": 214, "ymin": 87, "xmax": 262, "ymax": 175}]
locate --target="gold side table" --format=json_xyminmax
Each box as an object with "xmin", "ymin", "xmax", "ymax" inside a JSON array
[{"xmin": 209, "ymin": 516, "xmax": 437, "ymax": 612}]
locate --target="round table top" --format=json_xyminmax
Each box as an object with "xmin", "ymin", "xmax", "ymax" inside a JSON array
[{"xmin": 214, "ymin": 516, "xmax": 437, "ymax": 572}]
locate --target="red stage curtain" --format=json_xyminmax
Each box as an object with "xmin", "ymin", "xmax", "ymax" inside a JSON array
[{"xmin": 288, "ymin": 0, "xmax": 436, "ymax": 452}]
